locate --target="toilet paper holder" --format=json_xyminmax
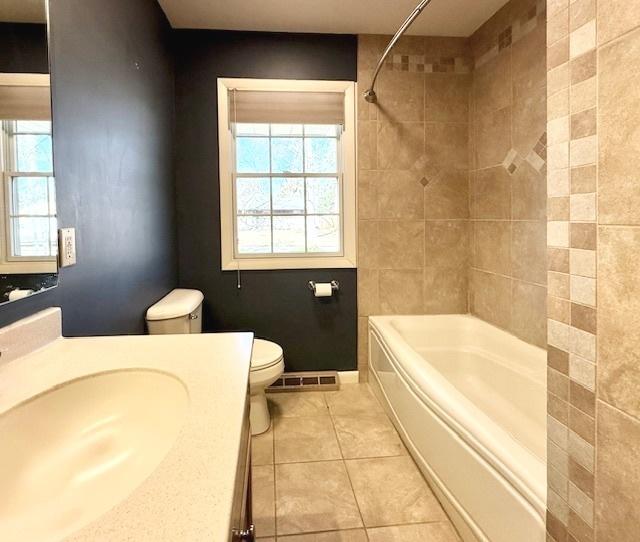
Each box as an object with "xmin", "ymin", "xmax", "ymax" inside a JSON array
[{"xmin": 308, "ymin": 280, "xmax": 340, "ymax": 292}]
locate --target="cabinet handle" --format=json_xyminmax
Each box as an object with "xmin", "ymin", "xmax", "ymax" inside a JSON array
[{"xmin": 231, "ymin": 524, "xmax": 255, "ymax": 541}]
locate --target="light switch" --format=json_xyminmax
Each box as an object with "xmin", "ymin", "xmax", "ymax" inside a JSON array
[{"xmin": 58, "ymin": 228, "xmax": 77, "ymax": 267}]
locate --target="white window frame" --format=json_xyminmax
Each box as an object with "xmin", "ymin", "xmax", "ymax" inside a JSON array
[{"xmin": 217, "ymin": 77, "xmax": 357, "ymax": 271}]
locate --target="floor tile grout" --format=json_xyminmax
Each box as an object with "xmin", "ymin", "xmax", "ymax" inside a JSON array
[
  {"xmin": 271, "ymin": 419, "xmax": 278, "ymax": 538},
  {"xmin": 327, "ymin": 405, "xmax": 370, "ymax": 540},
  {"xmin": 263, "ymin": 520, "xmax": 459, "ymax": 541},
  {"xmin": 255, "ymin": 452, "xmax": 407, "ymax": 468},
  {"xmin": 255, "ymin": 385, "xmax": 459, "ymax": 541}
]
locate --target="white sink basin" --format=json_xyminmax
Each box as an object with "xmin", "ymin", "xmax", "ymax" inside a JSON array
[{"xmin": 0, "ymin": 369, "xmax": 189, "ymax": 542}]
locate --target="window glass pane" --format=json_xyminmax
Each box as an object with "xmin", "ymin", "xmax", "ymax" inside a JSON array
[
  {"xmin": 307, "ymin": 215, "xmax": 340, "ymax": 253},
  {"xmin": 271, "ymin": 137, "xmax": 303, "ymax": 173},
  {"xmin": 272, "ymin": 177, "xmax": 304, "ymax": 214},
  {"xmin": 48, "ymin": 177, "xmax": 56, "ymax": 214},
  {"xmin": 11, "ymin": 177, "xmax": 49, "ymax": 215},
  {"xmin": 236, "ymin": 137, "xmax": 269, "ymax": 173},
  {"xmin": 271, "ymin": 124, "xmax": 303, "ymax": 136},
  {"xmin": 273, "ymin": 216, "xmax": 305, "ymax": 253},
  {"xmin": 16, "ymin": 120, "xmax": 51, "ymax": 133},
  {"xmin": 16, "ymin": 134, "xmax": 53, "ymax": 172},
  {"xmin": 11, "ymin": 217, "xmax": 52, "ymax": 256},
  {"xmin": 49, "ymin": 217, "xmax": 58, "ymax": 255},
  {"xmin": 306, "ymin": 177, "xmax": 339, "ymax": 214},
  {"xmin": 237, "ymin": 216, "xmax": 271, "ymax": 254},
  {"xmin": 235, "ymin": 123, "xmax": 269, "ymax": 136},
  {"xmin": 304, "ymin": 137, "xmax": 337, "ymax": 173},
  {"xmin": 304, "ymin": 124, "xmax": 338, "ymax": 137},
  {"xmin": 236, "ymin": 177, "xmax": 270, "ymax": 215}
]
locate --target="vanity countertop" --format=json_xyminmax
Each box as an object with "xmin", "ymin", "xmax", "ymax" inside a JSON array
[{"xmin": 0, "ymin": 331, "xmax": 254, "ymax": 542}]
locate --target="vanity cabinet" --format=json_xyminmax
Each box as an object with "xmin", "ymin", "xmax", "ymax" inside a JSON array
[{"xmin": 230, "ymin": 394, "xmax": 254, "ymax": 541}]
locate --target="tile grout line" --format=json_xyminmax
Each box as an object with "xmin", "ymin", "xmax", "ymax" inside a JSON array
[
  {"xmin": 271, "ymin": 414, "xmax": 278, "ymax": 540},
  {"xmin": 272, "ymin": 520, "xmax": 459, "ymax": 541},
  {"xmin": 326, "ymin": 391, "xmax": 370, "ymax": 540},
  {"xmin": 262, "ymin": 386, "xmax": 460, "ymax": 539},
  {"xmin": 333, "ymin": 386, "xmax": 459, "ymax": 538}
]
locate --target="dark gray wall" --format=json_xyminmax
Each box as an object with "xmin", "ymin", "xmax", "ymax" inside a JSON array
[
  {"xmin": 1, "ymin": 13, "xmax": 359, "ymax": 373},
  {"xmin": 0, "ymin": 22, "xmax": 49, "ymax": 73},
  {"xmin": 173, "ymin": 30, "xmax": 358, "ymax": 372},
  {"xmin": 0, "ymin": 0, "xmax": 177, "ymax": 334}
]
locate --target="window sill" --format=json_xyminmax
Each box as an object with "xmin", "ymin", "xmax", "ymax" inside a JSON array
[
  {"xmin": 0, "ymin": 260, "xmax": 57, "ymax": 274},
  {"xmin": 222, "ymin": 256, "xmax": 356, "ymax": 271}
]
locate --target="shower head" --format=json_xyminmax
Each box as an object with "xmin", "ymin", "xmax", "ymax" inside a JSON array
[{"xmin": 363, "ymin": 88, "xmax": 377, "ymax": 103}]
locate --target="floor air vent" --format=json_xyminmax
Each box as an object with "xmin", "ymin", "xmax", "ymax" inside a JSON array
[{"xmin": 267, "ymin": 371, "xmax": 339, "ymax": 392}]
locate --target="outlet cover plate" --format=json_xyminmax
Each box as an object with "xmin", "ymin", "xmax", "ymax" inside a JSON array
[{"xmin": 58, "ymin": 228, "xmax": 76, "ymax": 267}]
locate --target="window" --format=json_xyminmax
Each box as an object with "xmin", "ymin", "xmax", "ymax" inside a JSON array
[
  {"xmin": 1, "ymin": 119, "xmax": 57, "ymax": 260},
  {"xmin": 218, "ymin": 79, "xmax": 356, "ymax": 270},
  {"xmin": 235, "ymin": 122, "xmax": 342, "ymax": 255}
]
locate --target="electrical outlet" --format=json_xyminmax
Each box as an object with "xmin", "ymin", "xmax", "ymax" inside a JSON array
[{"xmin": 58, "ymin": 228, "xmax": 77, "ymax": 267}]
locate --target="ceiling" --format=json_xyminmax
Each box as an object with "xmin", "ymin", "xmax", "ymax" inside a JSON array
[
  {"xmin": 157, "ymin": 0, "xmax": 510, "ymax": 37},
  {"xmin": 0, "ymin": 0, "xmax": 47, "ymax": 23}
]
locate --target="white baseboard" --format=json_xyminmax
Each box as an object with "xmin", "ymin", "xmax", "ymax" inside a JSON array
[{"xmin": 337, "ymin": 370, "xmax": 360, "ymax": 384}]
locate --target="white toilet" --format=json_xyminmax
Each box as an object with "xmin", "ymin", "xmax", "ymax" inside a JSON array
[
  {"xmin": 146, "ymin": 288, "xmax": 204, "ymax": 334},
  {"xmin": 146, "ymin": 288, "xmax": 284, "ymax": 435},
  {"xmin": 248, "ymin": 339, "xmax": 284, "ymax": 434}
]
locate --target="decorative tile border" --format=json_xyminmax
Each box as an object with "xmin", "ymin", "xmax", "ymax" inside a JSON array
[
  {"xmin": 502, "ymin": 148, "xmax": 523, "ymax": 174},
  {"xmin": 546, "ymin": 3, "xmax": 597, "ymax": 540},
  {"xmin": 498, "ymin": 27, "xmax": 513, "ymax": 51},
  {"xmin": 475, "ymin": 0, "xmax": 546, "ymax": 68},
  {"xmin": 501, "ymin": 132, "xmax": 547, "ymax": 175},
  {"xmin": 385, "ymin": 54, "xmax": 472, "ymax": 73}
]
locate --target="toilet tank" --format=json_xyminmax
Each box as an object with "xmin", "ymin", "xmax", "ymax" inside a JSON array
[{"xmin": 145, "ymin": 289, "xmax": 204, "ymax": 334}]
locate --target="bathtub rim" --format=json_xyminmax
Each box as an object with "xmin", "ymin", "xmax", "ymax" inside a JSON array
[{"xmin": 368, "ymin": 314, "xmax": 547, "ymax": 519}]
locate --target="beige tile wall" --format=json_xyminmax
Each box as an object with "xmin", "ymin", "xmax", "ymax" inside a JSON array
[
  {"xmin": 468, "ymin": 0, "xmax": 549, "ymax": 349},
  {"xmin": 546, "ymin": 0, "xmax": 640, "ymax": 540},
  {"xmin": 357, "ymin": 0, "xmax": 549, "ymax": 381},
  {"xmin": 595, "ymin": 0, "xmax": 640, "ymax": 539},
  {"xmin": 357, "ymin": 35, "xmax": 472, "ymax": 380}
]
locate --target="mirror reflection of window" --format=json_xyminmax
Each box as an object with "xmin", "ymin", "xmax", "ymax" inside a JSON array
[
  {"xmin": 0, "ymin": 73, "xmax": 56, "ymax": 271},
  {"xmin": 2, "ymin": 119, "xmax": 56, "ymax": 258}
]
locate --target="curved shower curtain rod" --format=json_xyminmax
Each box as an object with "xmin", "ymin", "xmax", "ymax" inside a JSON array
[{"xmin": 363, "ymin": 0, "xmax": 435, "ymax": 103}]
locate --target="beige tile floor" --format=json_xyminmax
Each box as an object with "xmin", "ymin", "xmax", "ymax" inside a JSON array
[{"xmin": 251, "ymin": 384, "xmax": 460, "ymax": 542}]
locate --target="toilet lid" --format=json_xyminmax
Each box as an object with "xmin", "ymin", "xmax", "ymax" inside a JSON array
[{"xmin": 251, "ymin": 339, "xmax": 283, "ymax": 371}]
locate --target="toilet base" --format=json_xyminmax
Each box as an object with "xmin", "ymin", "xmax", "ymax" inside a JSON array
[
  {"xmin": 250, "ymin": 391, "xmax": 271, "ymax": 435},
  {"xmin": 249, "ymin": 357, "xmax": 284, "ymax": 435}
]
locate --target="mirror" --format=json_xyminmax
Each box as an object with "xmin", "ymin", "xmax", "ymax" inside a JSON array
[{"xmin": 0, "ymin": 0, "xmax": 57, "ymax": 305}]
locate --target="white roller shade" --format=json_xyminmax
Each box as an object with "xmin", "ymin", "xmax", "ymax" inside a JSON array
[
  {"xmin": 229, "ymin": 89, "xmax": 345, "ymax": 125},
  {"xmin": 0, "ymin": 74, "xmax": 51, "ymax": 121}
]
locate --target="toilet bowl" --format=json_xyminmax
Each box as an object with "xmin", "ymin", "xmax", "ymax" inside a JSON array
[
  {"xmin": 146, "ymin": 289, "xmax": 284, "ymax": 436},
  {"xmin": 249, "ymin": 339, "xmax": 284, "ymax": 435}
]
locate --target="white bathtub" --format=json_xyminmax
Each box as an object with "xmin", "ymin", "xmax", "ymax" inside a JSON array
[{"xmin": 368, "ymin": 314, "xmax": 546, "ymax": 542}]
